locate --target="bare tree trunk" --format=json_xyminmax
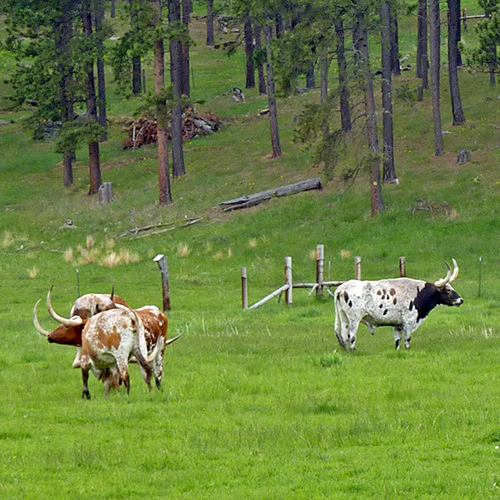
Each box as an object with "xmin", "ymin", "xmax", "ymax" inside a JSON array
[
  {"xmin": 182, "ymin": 0, "xmax": 192, "ymax": 97},
  {"xmin": 55, "ymin": 3, "xmax": 75, "ymax": 186},
  {"xmin": 153, "ymin": 0, "xmax": 172, "ymax": 206},
  {"xmin": 111, "ymin": 0, "xmax": 116, "ymax": 18},
  {"xmin": 391, "ymin": 13, "xmax": 401, "ymax": 76},
  {"xmin": 320, "ymin": 45, "xmax": 329, "ymax": 104},
  {"xmin": 254, "ymin": 25, "xmax": 267, "ymax": 94},
  {"xmin": 95, "ymin": 1, "xmax": 108, "ymax": 140},
  {"xmin": 355, "ymin": 11, "xmax": 385, "ymax": 215},
  {"xmin": 448, "ymin": 0, "xmax": 466, "ymax": 125},
  {"xmin": 206, "ymin": 0, "xmax": 214, "ymax": 46},
  {"xmin": 168, "ymin": 0, "xmax": 186, "ymax": 177},
  {"xmin": 83, "ymin": 0, "xmax": 102, "ymax": 195},
  {"xmin": 264, "ymin": 18, "xmax": 282, "ymax": 158},
  {"xmin": 417, "ymin": 0, "xmax": 429, "ymax": 88},
  {"xmin": 335, "ymin": 21, "xmax": 352, "ymax": 133},
  {"xmin": 381, "ymin": 1, "xmax": 397, "ymax": 183},
  {"xmin": 244, "ymin": 13, "xmax": 255, "ymax": 89},
  {"xmin": 130, "ymin": 0, "xmax": 142, "ymax": 95},
  {"xmin": 429, "ymin": 0, "xmax": 444, "ymax": 155},
  {"xmin": 306, "ymin": 62, "xmax": 315, "ymax": 90}
]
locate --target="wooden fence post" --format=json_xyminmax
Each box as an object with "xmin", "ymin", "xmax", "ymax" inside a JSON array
[
  {"xmin": 241, "ymin": 267, "xmax": 248, "ymax": 310},
  {"xmin": 285, "ymin": 257, "xmax": 293, "ymax": 305},
  {"xmin": 399, "ymin": 257, "xmax": 406, "ymax": 277},
  {"xmin": 154, "ymin": 254, "xmax": 171, "ymax": 311},
  {"xmin": 316, "ymin": 244, "xmax": 324, "ymax": 297},
  {"xmin": 355, "ymin": 256, "xmax": 362, "ymax": 280}
]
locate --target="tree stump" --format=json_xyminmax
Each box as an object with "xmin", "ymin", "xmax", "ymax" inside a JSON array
[{"xmin": 99, "ymin": 182, "xmax": 114, "ymax": 204}]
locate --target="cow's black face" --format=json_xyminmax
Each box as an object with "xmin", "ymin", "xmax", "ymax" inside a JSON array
[{"xmin": 437, "ymin": 284, "xmax": 463, "ymax": 307}]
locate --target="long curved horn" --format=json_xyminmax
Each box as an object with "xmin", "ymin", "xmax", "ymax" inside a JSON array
[
  {"xmin": 449, "ymin": 259, "xmax": 459, "ymax": 283},
  {"xmin": 434, "ymin": 262, "xmax": 452, "ymax": 287},
  {"xmin": 110, "ymin": 283, "xmax": 115, "ymax": 302},
  {"xmin": 165, "ymin": 333, "xmax": 183, "ymax": 346},
  {"xmin": 47, "ymin": 286, "xmax": 83, "ymax": 326},
  {"xmin": 33, "ymin": 299, "xmax": 50, "ymax": 337}
]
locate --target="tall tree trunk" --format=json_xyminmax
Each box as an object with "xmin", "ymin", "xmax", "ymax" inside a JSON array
[
  {"xmin": 55, "ymin": 3, "xmax": 75, "ymax": 187},
  {"xmin": 264, "ymin": 18, "xmax": 282, "ymax": 158},
  {"xmin": 306, "ymin": 62, "xmax": 315, "ymax": 90},
  {"xmin": 83, "ymin": 0, "xmax": 102, "ymax": 195},
  {"xmin": 320, "ymin": 45, "xmax": 329, "ymax": 104},
  {"xmin": 95, "ymin": 1, "xmax": 108, "ymax": 140},
  {"xmin": 355, "ymin": 11, "xmax": 385, "ymax": 215},
  {"xmin": 381, "ymin": 1, "xmax": 397, "ymax": 182},
  {"xmin": 168, "ymin": 0, "xmax": 186, "ymax": 177},
  {"xmin": 391, "ymin": 13, "xmax": 401, "ymax": 76},
  {"xmin": 182, "ymin": 0, "xmax": 191, "ymax": 97},
  {"xmin": 111, "ymin": 0, "xmax": 116, "ymax": 19},
  {"xmin": 335, "ymin": 21, "xmax": 352, "ymax": 133},
  {"xmin": 429, "ymin": 0, "xmax": 444, "ymax": 155},
  {"xmin": 417, "ymin": 0, "xmax": 429, "ymax": 88},
  {"xmin": 244, "ymin": 13, "xmax": 255, "ymax": 89},
  {"xmin": 206, "ymin": 0, "xmax": 214, "ymax": 46},
  {"xmin": 153, "ymin": 0, "xmax": 172, "ymax": 206},
  {"xmin": 448, "ymin": 0, "xmax": 466, "ymax": 125},
  {"xmin": 254, "ymin": 25, "xmax": 267, "ymax": 94},
  {"xmin": 130, "ymin": 0, "xmax": 142, "ymax": 95}
]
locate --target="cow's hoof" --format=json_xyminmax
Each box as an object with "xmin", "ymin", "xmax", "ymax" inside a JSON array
[{"xmin": 82, "ymin": 391, "xmax": 91, "ymax": 400}]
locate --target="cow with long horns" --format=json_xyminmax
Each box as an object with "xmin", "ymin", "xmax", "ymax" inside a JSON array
[
  {"xmin": 33, "ymin": 287, "xmax": 129, "ymax": 367},
  {"xmin": 33, "ymin": 288, "xmax": 181, "ymax": 394},
  {"xmin": 334, "ymin": 259, "xmax": 463, "ymax": 351}
]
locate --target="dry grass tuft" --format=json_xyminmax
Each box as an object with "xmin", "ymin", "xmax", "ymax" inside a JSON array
[
  {"xmin": 102, "ymin": 252, "xmax": 120, "ymax": 268},
  {"xmin": 2, "ymin": 231, "xmax": 15, "ymax": 250},
  {"xmin": 86, "ymin": 236, "xmax": 95, "ymax": 249},
  {"xmin": 177, "ymin": 244, "xmax": 191, "ymax": 258},
  {"xmin": 340, "ymin": 249, "xmax": 352, "ymax": 260},
  {"xmin": 214, "ymin": 252, "xmax": 224, "ymax": 260},
  {"xmin": 249, "ymin": 238, "xmax": 258, "ymax": 249},
  {"xmin": 28, "ymin": 266, "xmax": 38, "ymax": 279},
  {"xmin": 63, "ymin": 248, "xmax": 74, "ymax": 263}
]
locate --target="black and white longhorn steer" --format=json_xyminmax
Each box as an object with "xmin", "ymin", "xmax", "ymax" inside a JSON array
[{"xmin": 334, "ymin": 260, "xmax": 463, "ymax": 350}]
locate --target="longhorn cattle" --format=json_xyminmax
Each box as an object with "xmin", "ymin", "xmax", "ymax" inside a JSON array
[
  {"xmin": 33, "ymin": 289, "xmax": 182, "ymax": 394},
  {"xmin": 334, "ymin": 260, "xmax": 463, "ymax": 351},
  {"xmin": 79, "ymin": 307, "xmax": 157, "ymax": 399},
  {"xmin": 33, "ymin": 287, "xmax": 129, "ymax": 367}
]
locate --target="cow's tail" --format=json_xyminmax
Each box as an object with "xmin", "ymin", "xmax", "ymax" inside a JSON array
[{"xmin": 334, "ymin": 291, "xmax": 348, "ymax": 351}]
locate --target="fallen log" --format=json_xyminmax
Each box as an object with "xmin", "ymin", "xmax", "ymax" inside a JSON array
[{"xmin": 220, "ymin": 177, "xmax": 322, "ymax": 211}]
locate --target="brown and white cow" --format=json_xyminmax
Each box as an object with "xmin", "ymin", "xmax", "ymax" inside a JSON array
[
  {"xmin": 33, "ymin": 289, "xmax": 182, "ymax": 393},
  {"xmin": 334, "ymin": 260, "xmax": 463, "ymax": 351},
  {"xmin": 33, "ymin": 287, "xmax": 129, "ymax": 367},
  {"xmin": 79, "ymin": 307, "xmax": 158, "ymax": 399}
]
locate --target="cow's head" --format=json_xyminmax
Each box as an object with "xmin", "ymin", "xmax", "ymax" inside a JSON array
[
  {"xmin": 33, "ymin": 299, "xmax": 85, "ymax": 346},
  {"xmin": 433, "ymin": 259, "xmax": 463, "ymax": 307}
]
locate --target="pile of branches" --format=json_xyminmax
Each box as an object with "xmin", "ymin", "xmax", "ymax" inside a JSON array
[{"xmin": 122, "ymin": 110, "xmax": 221, "ymax": 149}]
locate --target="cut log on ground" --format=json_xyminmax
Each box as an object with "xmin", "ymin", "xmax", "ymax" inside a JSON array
[{"xmin": 220, "ymin": 177, "xmax": 322, "ymax": 211}]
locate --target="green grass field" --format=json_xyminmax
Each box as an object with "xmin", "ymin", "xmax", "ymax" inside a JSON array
[{"xmin": 1, "ymin": 4, "xmax": 500, "ymax": 499}]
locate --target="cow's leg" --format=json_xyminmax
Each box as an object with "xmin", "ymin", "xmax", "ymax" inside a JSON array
[
  {"xmin": 404, "ymin": 329, "xmax": 412, "ymax": 350},
  {"xmin": 121, "ymin": 370, "xmax": 130, "ymax": 395},
  {"xmin": 394, "ymin": 328, "xmax": 403, "ymax": 350},
  {"xmin": 81, "ymin": 367, "xmax": 91, "ymax": 400},
  {"xmin": 347, "ymin": 319, "xmax": 361, "ymax": 351}
]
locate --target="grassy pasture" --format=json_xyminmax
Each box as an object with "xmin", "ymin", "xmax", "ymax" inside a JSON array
[{"xmin": 1, "ymin": 4, "xmax": 500, "ymax": 499}]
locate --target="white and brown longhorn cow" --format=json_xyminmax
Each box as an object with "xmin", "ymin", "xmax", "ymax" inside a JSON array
[
  {"xmin": 79, "ymin": 307, "xmax": 159, "ymax": 399},
  {"xmin": 33, "ymin": 286, "xmax": 129, "ymax": 368},
  {"xmin": 34, "ymin": 288, "xmax": 182, "ymax": 394},
  {"xmin": 334, "ymin": 260, "xmax": 463, "ymax": 351}
]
